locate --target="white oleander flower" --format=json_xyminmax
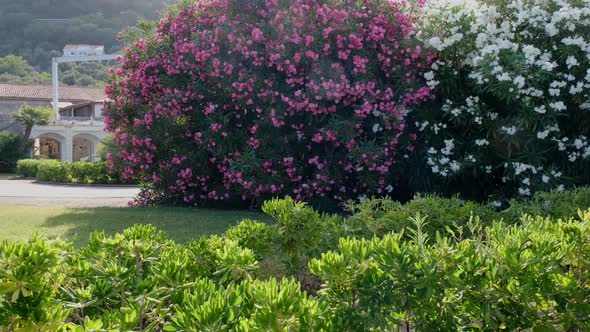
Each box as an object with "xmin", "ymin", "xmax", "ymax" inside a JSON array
[
  {"xmin": 566, "ymin": 56, "xmax": 579, "ymax": 68},
  {"xmin": 549, "ymin": 101, "xmax": 566, "ymax": 111},
  {"xmin": 537, "ymin": 130, "xmax": 550, "ymax": 139},
  {"xmin": 502, "ymin": 126, "xmax": 517, "ymax": 135},
  {"xmin": 518, "ymin": 187, "xmax": 531, "ymax": 196},
  {"xmin": 475, "ymin": 138, "xmax": 489, "ymax": 146},
  {"xmin": 513, "ymin": 76, "xmax": 525, "ymax": 88}
]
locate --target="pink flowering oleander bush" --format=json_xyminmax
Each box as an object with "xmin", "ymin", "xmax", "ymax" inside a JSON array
[
  {"xmin": 104, "ymin": 0, "xmax": 435, "ymax": 207},
  {"xmin": 409, "ymin": 0, "xmax": 590, "ymax": 202}
]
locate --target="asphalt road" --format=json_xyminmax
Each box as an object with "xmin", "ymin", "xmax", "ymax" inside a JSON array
[{"xmin": 0, "ymin": 179, "xmax": 139, "ymax": 207}]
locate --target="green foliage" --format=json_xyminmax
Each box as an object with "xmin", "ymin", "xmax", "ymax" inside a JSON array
[
  {"xmin": 15, "ymin": 158, "xmax": 39, "ymax": 177},
  {"xmin": 15, "ymin": 159, "xmax": 127, "ymax": 184},
  {"xmin": 69, "ymin": 161, "xmax": 113, "ymax": 183},
  {"xmin": 223, "ymin": 219, "xmax": 274, "ymax": 258},
  {"xmin": 345, "ymin": 195, "xmax": 499, "ymax": 240},
  {"xmin": 12, "ymin": 106, "xmax": 52, "ymax": 128},
  {"xmin": 0, "ymin": 235, "xmax": 71, "ymax": 330},
  {"xmin": 35, "ymin": 159, "xmax": 73, "ymax": 182},
  {"xmin": 0, "ymin": 131, "xmax": 24, "ymax": 172},
  {"xmin": 12, "ymin": 105, "xmax": 52, "ymax": 144},
  {"xmin": 0, "ymin": 1, "xmax": 173, "ymax": 71},
  {"xmin": 95, "ymin": 135, "xmax": 120, "ymax": 162},
  {"xmin": 59, "ymin": 61, "xmax": 113, "ymax": 87},
  {"xmin": 0, "ymin": 55, "xmax": 113, "ymax": 87},
  {"xmin": 0, "ymin": 55, "xmax": 51, "ymax": 84},
  {"xmin": 507, "ymin": 187, "xmax": 590, "ymax": 221},
  {"xmin": 1, "ymin": 192, "xmax": 589, "ymax": 330},
  {"xmin": 309, "ymin": 211, "xmax": 590, "ymax": 331}
]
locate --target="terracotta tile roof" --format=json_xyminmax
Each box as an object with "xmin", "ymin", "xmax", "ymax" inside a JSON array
[{"xmin": 0, "ymin": 83, "xmax": 106, "ymax": 102}]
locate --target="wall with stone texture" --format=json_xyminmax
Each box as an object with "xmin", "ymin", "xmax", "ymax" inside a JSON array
[{"xmin": 0, "ymin": 99, "xmax": 51, "ymax": 135}]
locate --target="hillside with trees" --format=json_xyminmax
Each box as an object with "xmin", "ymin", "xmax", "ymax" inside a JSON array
[{"xmin": 0, "ymin": 0, "xmax": 172, "ymax": 85}]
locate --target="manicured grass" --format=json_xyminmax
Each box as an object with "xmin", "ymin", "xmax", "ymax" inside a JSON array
[
  {"xmin": 0, "ymin": 205, "xmax": 269, "ymax": 246},
  {"xmin": 0, "ymin": 173, "xmax": 17, "ymax": 178}
]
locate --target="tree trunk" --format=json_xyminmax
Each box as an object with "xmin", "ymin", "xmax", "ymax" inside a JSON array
[{"xmin": 22, "ymin": 126, "xmax": 33, "ymax": 156}]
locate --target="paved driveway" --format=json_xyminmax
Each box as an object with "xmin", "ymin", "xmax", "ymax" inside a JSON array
[{"xmin": 0, "ymin": 179, "xmax": 139, "ymax": 207}]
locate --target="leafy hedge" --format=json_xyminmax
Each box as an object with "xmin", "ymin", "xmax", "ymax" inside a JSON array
[
  {"xmin": 0, "ymin": 131, "xmax": 24, "ymax": 172},
  {"xmin": 2, "ymin": 189, "xmax": 590, "ymax": 330},
  {"xmin": 15, "ymin": 159, "xmax": 128, "ymax": 184}
]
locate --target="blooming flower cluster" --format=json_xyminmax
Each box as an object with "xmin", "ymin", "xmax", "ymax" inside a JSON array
[
  {"xmin": 104, "ymin": 0, "xmax": 434, "ymax": 206},
  {"xmin": 414, "ymin": 0, "xmax": 590, "ymax": 199}
]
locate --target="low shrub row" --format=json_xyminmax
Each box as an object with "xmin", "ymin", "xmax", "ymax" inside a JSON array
[
  {"xmin": 15, "ymin": 159, "xmax": 128, "ymax": 184},
  {"xmin": 1, "ymin": 189, "xmax": 589, "ymax": 330}
]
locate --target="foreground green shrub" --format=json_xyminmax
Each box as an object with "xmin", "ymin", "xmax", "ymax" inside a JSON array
[
  {"xmin": 507, "ymin": 186, "xmax": 590, "ymax": 221},
  {"xmin": 310, "ymin": 211, "xmax": 590, "ymax": 331},
  {"xmin": 1, "ymin": 224, "xmax": 324, "ymax": 331},
  {"xmin": 2, "ymin": 192, "xmax": 590, "ymax": 330},
  {"xmin": 0, "ymin": 235, "xmax": 70, "ymax": 330},
  {"xmin": 345, "ymin": 195, "xmax": 498, "ymax": 239},
  {"xmin": 15, "ymin": 159, "xmax": 128, "ymax": 184},
  {"xmin": 0, "ymin": 131, "xmax": 24, "ymax": 172}
]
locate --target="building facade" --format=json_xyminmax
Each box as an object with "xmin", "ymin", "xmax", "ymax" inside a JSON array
[
  {"xmin": 63, "ymin": 44, "xmax": 105, "ymax": 57},
  {"xmin": 0, "ymin": 83, "xmax": 108, "ymax": 162}
]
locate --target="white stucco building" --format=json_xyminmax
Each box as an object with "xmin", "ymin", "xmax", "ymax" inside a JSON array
[
  {"xmin": 32, "ymin": 100, "xmax": 109, "ymax": 162},
  {"xmin": 0, "ymin": 83, "xmax": 108, "ymax": 162},
  {"xmin": 63, "ymin": 44, "xmax": 105, "ymax": 57}
]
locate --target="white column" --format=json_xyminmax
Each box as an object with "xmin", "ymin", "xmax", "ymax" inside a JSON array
[
  {"xmin": 33, "ymin": 138, "xmax": 40, "ymax": 158},
  {"xmin": 52, "ymin": 58, "xmax": 60, "ymax": 120},
  {"xmin": 63, "ymin": 128, "xmax": 73, "ymax": 161}
]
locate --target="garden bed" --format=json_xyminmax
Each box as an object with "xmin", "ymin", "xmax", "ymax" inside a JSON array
[{"xmin": 2, "ymin": 188, "xmax": 589, "ymax": 330}]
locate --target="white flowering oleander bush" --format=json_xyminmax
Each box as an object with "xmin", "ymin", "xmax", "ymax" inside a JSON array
[{"xmin": 412, "ymin": 0, "xmax": 590, "ymax": 200}]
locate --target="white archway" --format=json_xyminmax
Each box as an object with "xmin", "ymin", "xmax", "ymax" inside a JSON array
[
  {"xmin": 33, "ymin": 132, "xmax": 66, "ymax": 160},
  {"xmin": 72, "ymin": 133, "xmax": 101, "ymax": 162}
]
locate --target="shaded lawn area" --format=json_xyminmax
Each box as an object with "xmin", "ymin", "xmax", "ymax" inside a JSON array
[
  {"xmin": 0, "ymin": 205, "xmax": 270, "ymax": 247},
  {"xmin": 0, "ymin": 173, "xmax": 17, "ymax": 179}
]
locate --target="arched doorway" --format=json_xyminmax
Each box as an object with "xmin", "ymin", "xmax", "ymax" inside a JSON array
[
  {"xmin": 73, "ymin": 134, "xmax": 100, "ymax": 161},
  {"xmin": 38, "ymin": 137, "xmax": 61, "ymax": 159},
  {"xmin": 33, "ymin": 133, "xmax": 66, "ymax": 160}
]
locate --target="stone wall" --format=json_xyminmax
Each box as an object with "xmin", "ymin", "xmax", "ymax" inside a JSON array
[{"xmin": 0, "ymin": 99, "xmax": 51, "ymax": 135}]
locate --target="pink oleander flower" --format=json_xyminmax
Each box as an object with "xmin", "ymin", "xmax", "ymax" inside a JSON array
[{"xmin": 104, "ymin": 0, "xmax": 433, "ymax": 207}]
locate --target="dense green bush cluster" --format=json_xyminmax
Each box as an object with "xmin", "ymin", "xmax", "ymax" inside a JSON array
[
  {"xmin": 2, "ymin": 189, "xmax": 589, "ymax": 330},
  {"xmin": 15, "ymin": 159, "xmax": 127, "ymax": 184},
  {"xmin": 311, "ymin": 212, "xmax": 590, "ymax": 330},
  {"xmin": 0, "ymin": 131, "xmax": 24, "ymax": 172},
  {"xmin": 104, "ymin": 0, "xmax": 590, "ymax": 207}
]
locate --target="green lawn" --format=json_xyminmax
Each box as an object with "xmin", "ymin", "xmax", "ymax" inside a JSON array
[
  {"xmin": 0, "ymin": 205, "xmax": 269, "ymax": 246},
  {"xmin": 0, "ymin": 173, "xmax": 17, "ymax": 178}
]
